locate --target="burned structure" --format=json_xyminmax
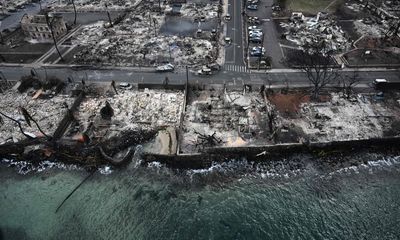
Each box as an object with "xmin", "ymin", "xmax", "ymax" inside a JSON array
[{"xmin": 21, "ymin": 14, "xmax": 67, "ymax": 42}]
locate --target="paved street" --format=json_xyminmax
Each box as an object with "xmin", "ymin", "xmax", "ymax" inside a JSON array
[
  {"xmin": 224, "ymin": 0, "xmax": 245, "ymax": 68},
  {"xmin": 1, "ymin": 66, "xmax": 399, "ymax": 89}
]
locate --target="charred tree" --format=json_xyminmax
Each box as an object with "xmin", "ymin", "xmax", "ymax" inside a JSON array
[
  {"xmin": 69, "ymin": 0, "xmax": 77, "ymax": 25},
  {"xmin": 340, "ymin": 71, "xmax": 360, "ymax": 99},
  {"xmin": 194, "ymin": 131, "xmax": 223, "ymax": 149},
  {"xmin": 0, "ymin": 111, "xmax": 35, "ymax": 140},
  {"xmin": 140, "ymin": 48, "xmax": 149, "ymax": 60},
  {"xmin": 19, "ymin": 106, "xmax": 51, "ymax": 140},
  {"xmin": 285, "ymin": 42, "xmax": 339, "ymax": 101},
  {"xmin": 111, "ymin": 80, "xmax": 118, "ymax": 94},
  {"xmin": 100, "ymin": 101, "xmax": 114, "ymax": 120}
]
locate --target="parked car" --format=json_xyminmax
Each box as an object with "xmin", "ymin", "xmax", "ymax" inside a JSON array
[
  {"xmin": 249, "ymin": 37, "xmax": 262, "ymax": 43},
  {"xmin": 225, "ymin": 14, "xmax": 231, "ymax": 21},
  {"xmin": 247, "ymin": 4, "xmax": 258, "ymax": 10},
  {"xmin": 248, "ymin": 25, "xmax": 262, "ymax": 31},
  {"xmin": 249, "ymin": 31, "xmax": 262, "ymax": 38},
  {"xmin": 197, "ymin": 66, "xmax": 212, "ymax": 75},
  {"xmin": 248, "ymin": 16, "xmax": 261, "ymax": 24},
  {"xmin": 272, "ymin": 4, "xmax": 281, "ymax": 11},
  {"xmin": 249, "ymin": 30, "xmax": 262, "ymax": 35},
  {"xmin": 207, "ymin": 63, "xmax": 221, "ymax": 71},
  {"xmin": 156, "ymin": 63, "xmax": 174, "ymax": 72},
  {"xmin": 119, "ymin": 82, "xmax": 132, "ymax": 89},
  {"xmin": 373, "ymin": 79, "xmax": 388, "ymax": 89},
  {"xmin": 250, "ymin": 46, "xmax": 265, "ymax": 57}
]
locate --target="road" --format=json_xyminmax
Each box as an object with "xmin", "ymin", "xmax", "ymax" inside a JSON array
[
  {"xmin": 224, "ymin": 0, "xmax": 246, "ymax": 72},
  {"xmin": 1, "ymin": 66, "xmax": 399, "ymax": 88}
]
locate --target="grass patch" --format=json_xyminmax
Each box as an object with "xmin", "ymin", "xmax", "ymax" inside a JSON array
[{"xmin": 285, "ymin": 0, "xmax": 338, "ymax": 14}]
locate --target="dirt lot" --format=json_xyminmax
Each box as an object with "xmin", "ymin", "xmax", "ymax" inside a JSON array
[
  {"xmin": 282, "ymin": 0, "xmax": 340, "ymax": 14},
  {"xmin": 343, "ymin": 49, "xmax": 400, "ymax": 66}
]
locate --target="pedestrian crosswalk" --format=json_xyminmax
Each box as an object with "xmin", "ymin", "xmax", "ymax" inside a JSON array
[{"xmin": 224, "ymin": 64, "xmax": 250, "ymax": 73}]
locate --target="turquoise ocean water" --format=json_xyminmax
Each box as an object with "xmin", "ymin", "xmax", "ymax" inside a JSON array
[{"xmin": 1, "ymin": 153, "xmax": 400, "ymax": 240}]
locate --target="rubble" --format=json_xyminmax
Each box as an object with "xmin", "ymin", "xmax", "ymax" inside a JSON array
[
  {"xmin": 288, "ymin": 92, "xmax": 400, "ymax": 142},
  {"xmin": 280, "ymin": 13, "xmax": 351, "ymax": 52},
  {"xmin": 0, "ymin": 0, "xmax": 30, "ymax": 13},
  {"xmin": 180, "ymin": 88, "xmax": 271, "ymax": 153},
  {"xmin": 345, "ymin": 0, "xmax": 400, "ymax": 38},
  {"xmin": 0, "ymin": 89, "xmax": 74, "ymax": 144},
  {"xmin": 68, "ymin": 87, "xmax": 184, "ymax": 140},
  {"xmin": 70, "ymin": 1, "xmax": 220, "ymax": 67},
  {"xmin": 50, "ymin": 0, "xmax": 142, "ymax": 11}
]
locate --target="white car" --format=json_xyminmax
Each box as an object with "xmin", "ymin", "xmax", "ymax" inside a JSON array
[
  {"xmin": 249, "ymin": 32, "xmax": 263, "ymax": 38},
  {"xmin": 249, "ymin": 30, "xmax": 263, "ymax": 35},
  {"xmin": 156, "ymin": 63, "xmax": 175, "ymax": 72},
  {"xmin": 224, "ymin": 37, "xmax": 232, "ymax": 45},
  {"xmin": 197, "ymin": 67, "xmax": 212, "ymax": 75},
  {"xmin": 248, "ymin": 26, "xmax": 262, "ymax": 31}
]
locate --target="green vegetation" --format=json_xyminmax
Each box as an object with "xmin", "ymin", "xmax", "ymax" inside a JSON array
[{"xmin": 283, "ymin": 0, "xmax": 341, "ymax": 14}]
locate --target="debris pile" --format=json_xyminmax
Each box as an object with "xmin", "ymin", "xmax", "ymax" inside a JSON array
[
  {"xmin": 181, "ymin": 88, "xmax": 271, "ymax": 153},
  {"xmin": 0, "ymin": 0, "xmax": 30, "ymax": 12},
  {"xmin": 69, "ymin": 88, "xmax": 184, "ymax": 140},
  {"xmin": 0, "ymin": 90, "xmax": 74, "ymax": 143},
  {"xmin": 180, "ymin": 3, "xmax": 219, "ymax": 20},
  {"xmin": 289, "ymin": 93, "xmax": 399, "ymax": 142},
  {"xmin": 280, "ymin": 14, "xmax": 350, "ymax": 52},
  {"xmin": 345, "ymin": 1, "xmax": 400, "ymax": 38},
  {"xmin": 51, "ymin": 0, "xmax": 142, "ymax": 11},
  {"xmin": 71, "ymin": 1, "xmax": 219, "ymax": 67}
]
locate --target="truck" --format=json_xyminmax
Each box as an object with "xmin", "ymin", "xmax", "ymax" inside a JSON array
[{"xmin": 373, "ymin": 79, "xmax": 400, "ymax": 90}]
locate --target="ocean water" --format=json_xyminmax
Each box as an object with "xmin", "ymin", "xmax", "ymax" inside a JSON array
[{"xmin": 1, "ymin": 154, "xmax": 400, "ymax": 240}]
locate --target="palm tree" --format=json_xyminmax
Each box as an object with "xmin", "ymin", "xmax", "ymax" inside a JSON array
[
  {"xmin": 104, "ymin": 3, "xmax": 113, "ymax": 27},
  {"xmin": 70, "ymin": 0, "xmax": 77, "ymax": 25},
  {"xmin": 45, "ymin": 13, "xmax": 64, "ymax": 62}
]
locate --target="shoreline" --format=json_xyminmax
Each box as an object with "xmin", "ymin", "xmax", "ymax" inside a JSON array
[{"xmin": 1, "ymin": 81, "xmax": 399, "ymax": 170}]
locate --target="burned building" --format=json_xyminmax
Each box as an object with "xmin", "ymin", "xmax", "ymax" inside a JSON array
[{"xmin": 21, "ymin": 14, "xmax": 67, "ymax": 42}]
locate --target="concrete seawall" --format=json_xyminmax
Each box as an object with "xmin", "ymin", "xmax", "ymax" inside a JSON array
[{"xmin": 142, "ymin": 137, "xmax": 400, "ymax": 169}]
